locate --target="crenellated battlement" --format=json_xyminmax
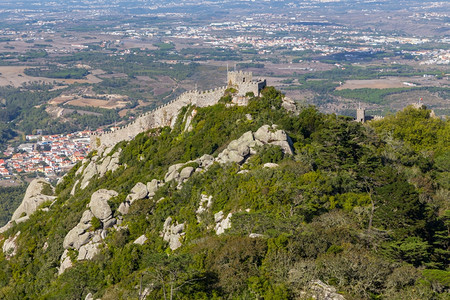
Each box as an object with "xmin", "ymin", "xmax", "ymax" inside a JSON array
[{"xmin": 90, "ymin": 71, "xmax": 265, "ymax": 150}]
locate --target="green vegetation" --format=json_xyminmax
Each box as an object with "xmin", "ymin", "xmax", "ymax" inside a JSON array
[
  {"xmin": 334, "ymin": 87, "xmax": 450, "ymax": 105},
  {"xmin": 17, "ymin": 50, "xmax": 48, "ymax": 61},
  {"xmin": 237, "ymin": 62, "xmax": 265, "ymax": 69},
  {"xmin": 0, "ymin": 89, "xmax": 448, "ymax": 299},
  {"xmin": 24, "ymin": 65, "xmax": 89, "ymax": 79},
  {"xmin": 153, "ymin": 42, "xmax": 175, "ymax": 51},
  {"xmin": 0, "ymin": 185, "xmax": 26, "ymax": 226}
]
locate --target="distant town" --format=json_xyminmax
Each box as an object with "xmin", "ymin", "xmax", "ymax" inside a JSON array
[{"xmin": 0, "ymin": 130, "xmax": 96, "ymax": 180}]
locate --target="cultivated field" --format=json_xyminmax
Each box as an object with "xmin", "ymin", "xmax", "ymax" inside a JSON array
[
  {"xmin": 66, "ymin": 98, "xmax": 128, "ymax": 109},
  {"xmin": 49, "ymin": 93, "xmax": 129, "ymax": 110},
  {"xmin": 337, "ymin": 78, "xmax": 414, "ymax": 90},
  {"xmin": 0, "ymin": 66, "xmax": 101, "ymax": 87},
  {"xmin": 336, "ymin": 76, "xmax": 447, "ymax": 90}
]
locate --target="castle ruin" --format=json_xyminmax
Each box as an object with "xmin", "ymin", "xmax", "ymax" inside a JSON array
[
  {"xmin": 356, "ymin": 103, "xmax": 365, "ymax": 123},
  {"xmin": 227, "ymin": 71, "xmax": 266, "ymax": 97},
  {"xmin": 90, "ymin": 71, "xmax": 267, "ymax": 150}
]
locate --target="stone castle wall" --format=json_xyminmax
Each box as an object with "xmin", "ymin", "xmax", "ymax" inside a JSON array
[
  {"xmin": 235, "ymin": 81, "xmax": 266, "ymax": 97},
  {"xmin": 90, "ymin": 86, "xmax": 227, "ymax": 150},
  {"xmin": 90, "ymin": 71, "xmax": 267, "ymax": 150}
]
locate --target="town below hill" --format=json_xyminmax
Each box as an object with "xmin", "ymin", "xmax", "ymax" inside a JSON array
[{"xmin": 0, "ymin": 130, "xmax": 92, "ymax": 185}]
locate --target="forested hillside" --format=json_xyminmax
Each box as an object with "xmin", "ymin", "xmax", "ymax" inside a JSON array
[{"xmin": 0, "ymin": 87, "xmax": 448, "ymax": 299}]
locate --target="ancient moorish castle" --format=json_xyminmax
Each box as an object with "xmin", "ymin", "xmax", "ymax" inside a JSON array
[{"xmin": 90, "ymin": 71, "xmax": 266, "ymax": 150}]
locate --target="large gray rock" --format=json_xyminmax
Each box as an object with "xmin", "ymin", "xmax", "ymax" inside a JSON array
[
  {"xmin": 164, "ymin": 164, "xmax": 197, "ymax": 185},
  {"xmin": 196, "ymin": 154, "xmax": 214, "ymax": 169},
  {"xmin": 217, "ymin": 149, "xmax": 245, "ymax": 164},
  {"xmin": 128, "ymin": 182, "xmax": 148, "ymax": 202},
  {"xmin": 58, "ymin": 249, "xmax": 73, "ymax": 275},
  {"xmin": 117, "ymin": 202, "xmax": 130, "ymax": 215},
  {"xmin": 263, "ymin": 163, "xmax": 279, "ymax": 168},
  {"xmin": 147, "ymin": 179, "xmax": 162, "ymax": 197},
  {"xmin": 304, "ymin": 280, "xmax": 346, "ymax": 300},
  {"xmin": 103, "ymin": 217, "xmax": 116, "ymax": 229},
  {"xmin": 63, "ymin": 222, "xmax": 92, "ymax": 250},
  {"xmin": 89, "ymin": 189, "xmax": 117, "ymax": 221},
  {"xmin": 10, "ymin": 178, "xmax": 56, "ymax": 222},
  {"xmin": 108, "ymin": 152, "xmax": 120, "ymax": 173},
  {"xmin": 216, "ymin": 131, "xmax": 257, "ymax": 165},
  {"xmin": 271, "ymin": 140, "xmax": 294, "ymax": 155},
  {"xmin": 282, "ymin": 97, "xmax": 297, "ymax": 112},
  {"xmin": 80, "ymin": 161, "xmax": 98, "ymax": 189},
  {"xmin": 2, "ymin": 231, "xmax": 20, "ymax": 258},
  {"xmin": 80, "ymin": 210, "xmax": 94, "ymax": 224},
  {"xmin": 196, "ymin": 194, "xmax": 213, "ymax": 222},
  {"xmin": 77, "ymin": 242, "xmax": 100, "ymax": 261},
  {"xmin": 179, "ymin": 167, "xmax": 194, "ymax": 181},
  {"xmin": 161, "ymin": 217, "xmax": 185, "ymax": 250},
  {"xmin": 103, "ymin": 146, "xmax": 115, "ymax": 157},
  {"xmin": 254, "ymin": 125, "xmax": 272, "ymax": 143},
  {"xmin": 98, "ymin": 156, "xmax": 111, "ymax": 177},
  {"xmin": 254, "ymin": 125, "xmax": 294, "ymax": 155},
  {"xmin": 70, "ymin": 179, "xmax": 80, "ymax": 196},
  {"xmin": 133, "ymin": 234, "xmax": 147, "ymax": 245},
  {"xmin": 214, "ymin": 211, "xmax": 232, "ymax": 235},
  {"xmin": 164, "ymin": 163, "xmax": 184, "ymax": 182}
]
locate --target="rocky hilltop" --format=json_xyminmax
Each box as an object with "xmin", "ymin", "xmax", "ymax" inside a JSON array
[{"xmin": 0, "ymin": 88, "xmax": 448, "ymax": 299}]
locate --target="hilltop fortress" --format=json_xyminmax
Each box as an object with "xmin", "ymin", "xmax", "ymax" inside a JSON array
[{"xmin": 90, "ymin": 71, "xmax": 266, "ymax": 150}]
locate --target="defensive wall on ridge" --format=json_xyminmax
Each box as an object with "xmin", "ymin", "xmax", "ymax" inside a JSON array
[{"xmin": 90, "ymin": 71, "xmax": 266, "ymax": 150}]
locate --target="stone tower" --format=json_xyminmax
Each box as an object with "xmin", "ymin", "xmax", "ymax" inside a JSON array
[
  {"xmin": 227, "ymin": 70, "xmax": 266, "ymax": 97},
  {"xmin": 227, "ymin": 70, "xmax": 253, "ymax": 86},
  {"xmin": 356, "ymin": 103, "xmax": 365, "ymax": 123}
]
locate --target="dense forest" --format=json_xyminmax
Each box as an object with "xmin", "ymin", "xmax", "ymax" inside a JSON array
[
  {"xmin": 24, "ymin": 65, "xmax": 89, "ymax": 79},
  {"xmin": 0, "ymin": 88, "xmax": 448, "ymax": 299},
  {"xmin": 0, "ymin": 185, "xmax": 27, "ymax": 227}
]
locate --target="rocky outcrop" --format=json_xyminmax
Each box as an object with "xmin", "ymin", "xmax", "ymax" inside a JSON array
[
  {"xmin": 97, "ymin": 150, "xmax": 120, "ymax": 177},
  {"xmin": 282, "ymin": 97, "xmax": 297, "ymax": 112},
  {"xmin": 117, "ymin": 202, "xmax": 131, "ymax": 215},
  {"xmin": 11, "ymin": 178, "xmax": 55, "ymax": 221},
  {"xmin": 118, "ymin": 182, "xmax": 151, "ymax": 215},
  {"xmin": 214, "ymin": 211, "xmax": 232, "ymax": 235},
  {"xmin": 263, "ymin": 162, "xmax": 279, "ymax": 168},
  {"xmin": 216, "ymin": 131, "xmax": 260, "ymax": 164},
  {"xmin": 80, "ymin": 161, "xmax": 98, "ymax": 189},
  {"xmin": 89, "ymin": 189, "xmax": 117, "ymax": 221},
  {"xmin": 161, "ymin": 217, "xmax": 185, "ymax": 250},
  {"xmin": 216, "ymin": 125, "xmax": 293, "ymax": 165},
  {"xmin": 0, "ymin": 178, "xmax": 56, "ymax": 233},
  {"xmin": 77, "ymin": 242, "xmax": 100, "ymax": 260},
  {"xmin": 147, "ymin": 179, "xmax": 162, "ymax": 197},
  {"xmin": 196, "ymin": 194, "xmax": 213, "ymax": 222},
  {"xmin": 58, "ymin": 249, "xmax": 73, "ymax": 275},
  {"xmin": 164, "ymin": 154, "xmax": 215, "ymax": 186},
  {"xmin": 302, "ymin": 280, "xmax": 346, "ymax": 300},
  {"xmin": 127, "ymin": 182, "xmax": 148, "ymax": 202},
  {"xmin": 253, "ymin": 125, "xmax": 294, "ymax": 155},
  {"xmin": 59, "ymin": 188, "xmax": 118, "ymax": 274},
  {"xmin": 2, "ymin": 231, "xmax": 20, "ymax": 258},
  {"xmin": 183, "ymin": 108, "xmax": 197, "ymax": 132},
  {"xmin": 76, "ymin": 149, "xmax": 121, "ymax": 191},
  {"xmin": 134, "ymin": 234, "xmax": 148, "ymax": 245},
  {"xmin": 63, "ymin": 210, "xmax": 94, "ymax": 249}
]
